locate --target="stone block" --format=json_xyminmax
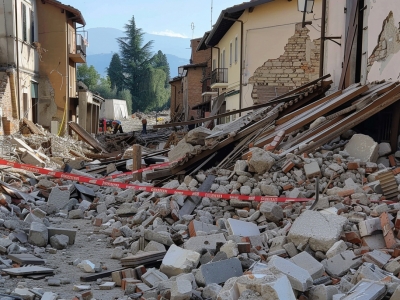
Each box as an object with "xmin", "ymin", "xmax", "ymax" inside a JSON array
[
  {"xmin": 378, "ymin": 142, "xmax": 391, "ymax": 157},
  {"xmin": 225, "ymin": 218, "xmax": 259, "ymax": 237},
  {"xmin": 220, "ymin": 240, "xmax": 239, "ymax": 258},
  {"xmin": 309, "ymin": 285, "xmax": 339, "ymax": 300},
  {"xmin": 304, "ymin": 161, "xmax": 321, "ymax": 179},
  {"xmin": 344, "ymin": 134, "xmax": 378, "ymax": 162},
  {"xmin": 188, "ymin": 220, "xmax": 218, "ymax": 237},
  {"xmin": 268, "ymin": 255, "xmax": 313, "ymax": 292},
  {"xmin": 144, "ymin": 229, "xmax": 173, "ymax": 246},
  {"xmin": 47, "ymin": 187, "xmax": 70, "ymax": 211},
  {"xmin": 259, "ymin": 201, "xmax": 283, "ymax": 222},
  {"xmin": 28, "ymin": 222, "xmax": 48, "ymax": 247},
  {"xmin": 341, "ymin": 280, "xmax": 386, "ymax": 300},
  {"xmin": 168, "ymin": 140, "xmax": 195, "ymax": 162},
  {"xmin": 48, "ymin": 227, "xmax": 77, "ymax": 245},
  {"xmin": 197, "ymin": 257, "xmax": 242, "ymax": 286},
  {"xmin": 160, "ymin": 244, "xmax": 200, "ymax": 277},
  {"xmin": 384, "ymin": 256, "xmax": 400, "ymax": 275},
  {"xmin": 287, "ymin": 210, "xmax": 347, "ymax": 252},
  {"xmin": 21, "ymin": 150, "xmax": 45, "ymax": 167},
  {"xmin": 49, "ymin": 234, "xmax": 69, "ymax": 250},
  {"xmin": 248, "ymin": 148, "xmax": 275, "ymax": 174},
  {"xmin": 202, "ymin": 283, "xmax": 222, "ymax": 300},
  {"xmin": 290, "ymin": 251, "xmax": 325, "ymax": 280},
  {"xmin": 363, "ymin": 250, "xmax": 391, "ymax": 268},
  {"xmin": 141, "ymin": 268, "xmax": 168, "ymax": 287},
  {"xmin": 171, "ymin": 279, "xmax": 192, "ymax": 300},
  {"xmin": 69, "ymin": 209, "xmax": 83, "ymax": 219},
  {"xmin": 184, "ymin": 233, "xmax": 226, "ymax": 254},
  {"xmin": 186, "ymin": 127, "xmax": 212, "ymax": 146},
  {"xmin": 326, "ymin": 240, "xmax": 348, "ymax": 259},
  {"xmin": 143, "ymin": 241, "xmax": 166, "ymax": 252},
  {"xmin": 322, "ymin": 250, "xmax": 363, "ymax": 277}
]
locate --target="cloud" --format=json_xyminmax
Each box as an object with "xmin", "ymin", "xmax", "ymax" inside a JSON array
[{"xmin": 151, "ymin": 29, "xmax": 188, "ymax": 38}]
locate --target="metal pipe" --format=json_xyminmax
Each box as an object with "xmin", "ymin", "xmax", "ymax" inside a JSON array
[
  {"xmin": 223, "ymin": 15, "xmax": 243, "ymax": 116},
  {"xmin": 319, "ymin": 0, "xmax": 327, "ymax": 77}
]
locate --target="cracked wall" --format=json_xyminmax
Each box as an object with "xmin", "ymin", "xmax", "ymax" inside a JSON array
[
  {"xmin": 367, "ymin": 3, "xmax": 400, "ymax": 82},
  {"xmin": 249, "ymin": 24, "xmax": 320, "ymax": 102},
  {"xmin": 38, "ymin": 76, "xmax": 57, "ymax": 128}
]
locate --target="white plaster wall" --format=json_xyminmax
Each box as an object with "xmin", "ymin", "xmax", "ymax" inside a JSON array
[{"xmin": 366, "ymin": 0, "xmax": 400, "ymax": 82}]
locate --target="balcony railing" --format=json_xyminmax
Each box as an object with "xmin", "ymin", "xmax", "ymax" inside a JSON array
[
  {"xmin": 211, "ymin": 68, "xmax": 228, "ymax": 85},
  {"xmin": 76, "ymin": 34, "xmax": 87, "ymax": 57},
  {"xmin": 202, "ymin": 79, "xmax": 211, "ymax": 94}
]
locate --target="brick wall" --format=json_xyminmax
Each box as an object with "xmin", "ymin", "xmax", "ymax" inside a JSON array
[
  {"xmin": 186, "ymin": 67, "xmax": 203, "ymax": 119},
  {"xmin": 0, "ymin": 71, "xmax": 17, "ymax": 135},
  {"xmin": 249, "ymin": 23, "xmax": 320, "ymax": 102},
  {"xmin": 191, "ymin": 38, "xmax": 211, "ymax": 64}
]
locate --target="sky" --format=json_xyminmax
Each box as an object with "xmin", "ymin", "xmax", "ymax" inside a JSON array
[{"xmin": 62, "ymin": 0, "xmax": 242, "ymax": 39}]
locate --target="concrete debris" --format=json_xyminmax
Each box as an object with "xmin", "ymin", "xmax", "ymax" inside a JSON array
[{"xmin": 3, "ymin": 102, "xmax": 400, "ymax": 300}]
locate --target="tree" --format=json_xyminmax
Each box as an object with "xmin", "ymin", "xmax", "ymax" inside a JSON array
[
  {"xmin": 117, "ymin": 16, "xmax": 154, "ymax": 112},
  {"xmin": 152, "ymin": 50, "xmax": 170, "ymax": 87},
  {"xmin": 117, "ymin": 89, "xmax": 133, "ymax": 114},
  {"xmin": 92, "ymin": 77, "xmax": 116, "ymax": 99},
  {"xmin": 77, "ymin": 64, "xmax": 100, "ymax": 89},
  {"xmin": 107, "ymin": 53, "xmax": 124, "ymax": 92}
]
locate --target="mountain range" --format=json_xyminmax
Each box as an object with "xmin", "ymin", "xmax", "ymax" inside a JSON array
[{"xmin": 85, "ymin": 27, "xmax": 190, "ymax": 78}]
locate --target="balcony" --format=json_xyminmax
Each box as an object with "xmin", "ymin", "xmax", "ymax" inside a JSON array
[
  {"xmin": 211, "ymin": 68, "xmax": 228, "ymax": 89},
  {"xmin": 69, "ymin": 34, "xmax": 87, "ymax": 63},
  {"xmin": 202, "ymin": 78, "xmax": 218, "ymax": 96}
]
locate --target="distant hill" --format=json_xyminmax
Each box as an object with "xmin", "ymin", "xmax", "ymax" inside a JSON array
[
  {"xmin": 86, "ymin": 53, "xmax": 188, "ymax": 78},
  {"xmin": 84, "ymin": 27, "xmax": 190, "ymax": 77}
]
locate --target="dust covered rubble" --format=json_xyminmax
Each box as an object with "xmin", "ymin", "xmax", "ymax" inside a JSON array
[{"xmin": 2, "ymin": 134, "xmax": 400, "ymax": 299}]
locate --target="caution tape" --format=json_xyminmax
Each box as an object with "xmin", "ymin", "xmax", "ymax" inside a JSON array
[
  {"xmin": 105, "ymin": 160, "xmax": 173, "ymax": 179},
  {"xmin": 0, "ymin": 159, "xmax": 312, "ymax": 203}
]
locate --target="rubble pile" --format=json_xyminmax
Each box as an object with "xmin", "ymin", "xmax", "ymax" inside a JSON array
[{"xmin": 2, "ymin": 127, "xmax": 400, "ymax": 299}]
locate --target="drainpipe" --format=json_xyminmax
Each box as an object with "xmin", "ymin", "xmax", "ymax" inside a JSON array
[
  {"xmin": 14, "ymin": 0, "xmax": 20, "ymax": 119},
  {"xmin": 223, "ymin": 15, "xmax": 243, "ymax": 116},
  {"xmin": 319, "ymin": 0, "xmax": 327, "ymax": 77}
]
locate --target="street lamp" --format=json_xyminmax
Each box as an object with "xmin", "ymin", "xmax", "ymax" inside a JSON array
[
  {"xmin": 297, "ymin": 0, "xmax": 314, "ymax": 13},
  {"xmin": 298, "ymin": 0, "xmax": 315, "ymax": 28}
]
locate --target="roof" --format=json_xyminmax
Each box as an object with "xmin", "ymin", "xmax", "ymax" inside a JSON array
[
  {"xmin": 182, "ymin": 62, "xmax": 207, "ymax": 69},
  {"xmin": 206, "ymin": 0, "xmax": 274, "ymax": 47},
  {"xmin": 169, "ymin": 77, "xmax": 183, "ymax": 84},
  {"xmin": 197, "ymin": 31, "xmax": 211, "ymax": 52},
  {"xmin": 42, "ymin": 0, "xmax": 86, "ymax": 26}
]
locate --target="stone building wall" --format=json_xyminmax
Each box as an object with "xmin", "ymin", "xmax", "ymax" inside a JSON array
[{"xmin": 249, "ymin": 23, "xmax": 320, "ymax": 102}]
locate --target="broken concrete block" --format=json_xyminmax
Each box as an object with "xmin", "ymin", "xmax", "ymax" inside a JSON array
[
  {"xmin": 259, "ymin": 201, "xmax": 283, "ymax": 222},
  {"xmin": 47, "ymin": 187, "xmax": 70, "ymax": 211},
  {"xmin": 188, "ymin": 220, "xmax": 218, "ymax": 237},
  {"xmin": 28, "ymin": 222, "xmax": 48, "ymax": 247},
  {"xmin": 341, "ymin": 279, "xmax": 386, "ymax": 300},
  {"xmin": 326, "ymin": 240, "xmax": 348, "ymax": 259},
  {"xmin": 248, "ymin": 148, "xmax": 275, "ymax": 174},
  {"xmin": 160, "ymin": 244, "xmax": 200, "ymax": 277},
  {"xmin": 99, "ymin": 282, "xmax": 116, "ymax": 290},
  {"xmin": 378, "ymin": 142, "xmax": 391, "ymax": 157},
  {"xmin": 225, "ymin": 218, "xmax": 259, "ymax": 237},
  {"xmin": 168, "ymin": 140, "xmax": 195, "ymax": 162},
  {"xmin": 49, "ymin": 234, "xmax": 69, "ymax": 250},
  {"xmin": 322, "ymin": 250, "xmax": 363, "ymax": 277},
  {"xmin": 268, "ymin": 255, "xmax": 313, "ymax": 292},
  {"xmin": 21, "ymin": 150, "xmax": 45, "ymax": 167},
  {"xmin": 363, "ymin": 250, "xmax": 391, "ymax": 268},
  {"xmin": 220, "ymin": 240, "xmax": 239, "ymax": 258},
  {"xmin": 202, "ymin": 283, "xmax": 222, "ymax": 300},
  {"xmin": 143, "ymin": 241, "xmax": 166, "ymax": 252},
  {"xmin": 384, "ymin": 256, "xmax": 400, "ymax": 275},
  {"xmin": 144, "ymin": 229, "xmax": 173, "ymax": 246},
  {"xmin": 344, "ymin": 134, "xmax": 378, "ymax": 162},
  {"xmin": 290, "ymin": 251, "xmax": 325, "ymax": 280},
  {"xmin": 288, "ymin": 210, "xmax": 347, "ymax": 252},
  {"xmin": 260, "ymin": 184, "xmax": 280, "ymax": 196},
  {"xmin": 309, "ymin": 285, "xmax": 339, "ymax": 300},
  {"xmin": 47, "ymin": 227, "xmax": 77, "ymax": 245},
  {"xmin": 69, "ymin": 209, "xmax": 83, "ymax": 219},
  {"xmin": 184, "ymin": 233, "xmax": 226, "ymax": 254},
  {"xmin": 141, "ymin": 268, "xmax": 168, "ymax": 287},
  {"xmin": 196, "ymin": 257, "xmax": 242, "ymax": 286},
  {"xmin": 304, "ymin": 161, "xmax": 321, "ymax": 179},
  {"xmin": 186, "ymin": 127, "xmax": 212, "ymax": 146},
  {"xmin": 171, "ymin": 279, "xmax": 192, "ymax": 300}
]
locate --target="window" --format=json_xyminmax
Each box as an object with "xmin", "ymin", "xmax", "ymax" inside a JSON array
[
  {"xmin": 229, "ymin": 42, "xmax": 232, "ymax": 66},
  {"xmin": 235, "ymin": 37, "xmax": 238, "ymax": 63},
  {"xmin": 21, "ymin": 3, "xmax": 27, "ymax": 42},
  {"xmin": 30, "ymin": 9, "xmax": 34, "ymax": 43}
]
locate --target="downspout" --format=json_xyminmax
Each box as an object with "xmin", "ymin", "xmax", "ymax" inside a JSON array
[
  {"xmin": 14, "ymin": 0, "xmax": 20, "ymax": 119},
  {"xmin": 319, "ymin": 0, "xmax": 327, "ymax": 77},
  {"xmin": 223, "ymin": 15, "xmax": 243, "ymax": 116}
]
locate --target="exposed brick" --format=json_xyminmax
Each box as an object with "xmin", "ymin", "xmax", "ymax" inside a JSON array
[
  {"xmin": 347, "ymin": 162, "xmax": 360, "ymax": 170},
  {"xmin": 337, "ymin": 189, "xmax": 355, "ymax": 197}
]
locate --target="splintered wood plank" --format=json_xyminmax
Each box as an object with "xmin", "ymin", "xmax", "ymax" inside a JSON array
[
  {"xmin": 253, "ymin": 85, "xmax": 368, "ymax": 148},
  {"xmin": 68, "ymin": 122, "xmax": 108, "ymax": 153},
  {"xmin": 23, "ymin": 118, "xmax": 44, "ymax": 135}
]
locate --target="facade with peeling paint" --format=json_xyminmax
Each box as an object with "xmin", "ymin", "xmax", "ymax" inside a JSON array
[{"xmin": 203, "ymin": 0, "xmax": 323, "ymax": 123}]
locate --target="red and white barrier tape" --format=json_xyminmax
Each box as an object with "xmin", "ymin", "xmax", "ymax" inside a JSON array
[
  {"xmin": 0, "ymin": 159, "xmax": 312, "ymax": 203},
  {"xmin": 105, "ymin": 160, "xmax": 174, "ymax": 179}
]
